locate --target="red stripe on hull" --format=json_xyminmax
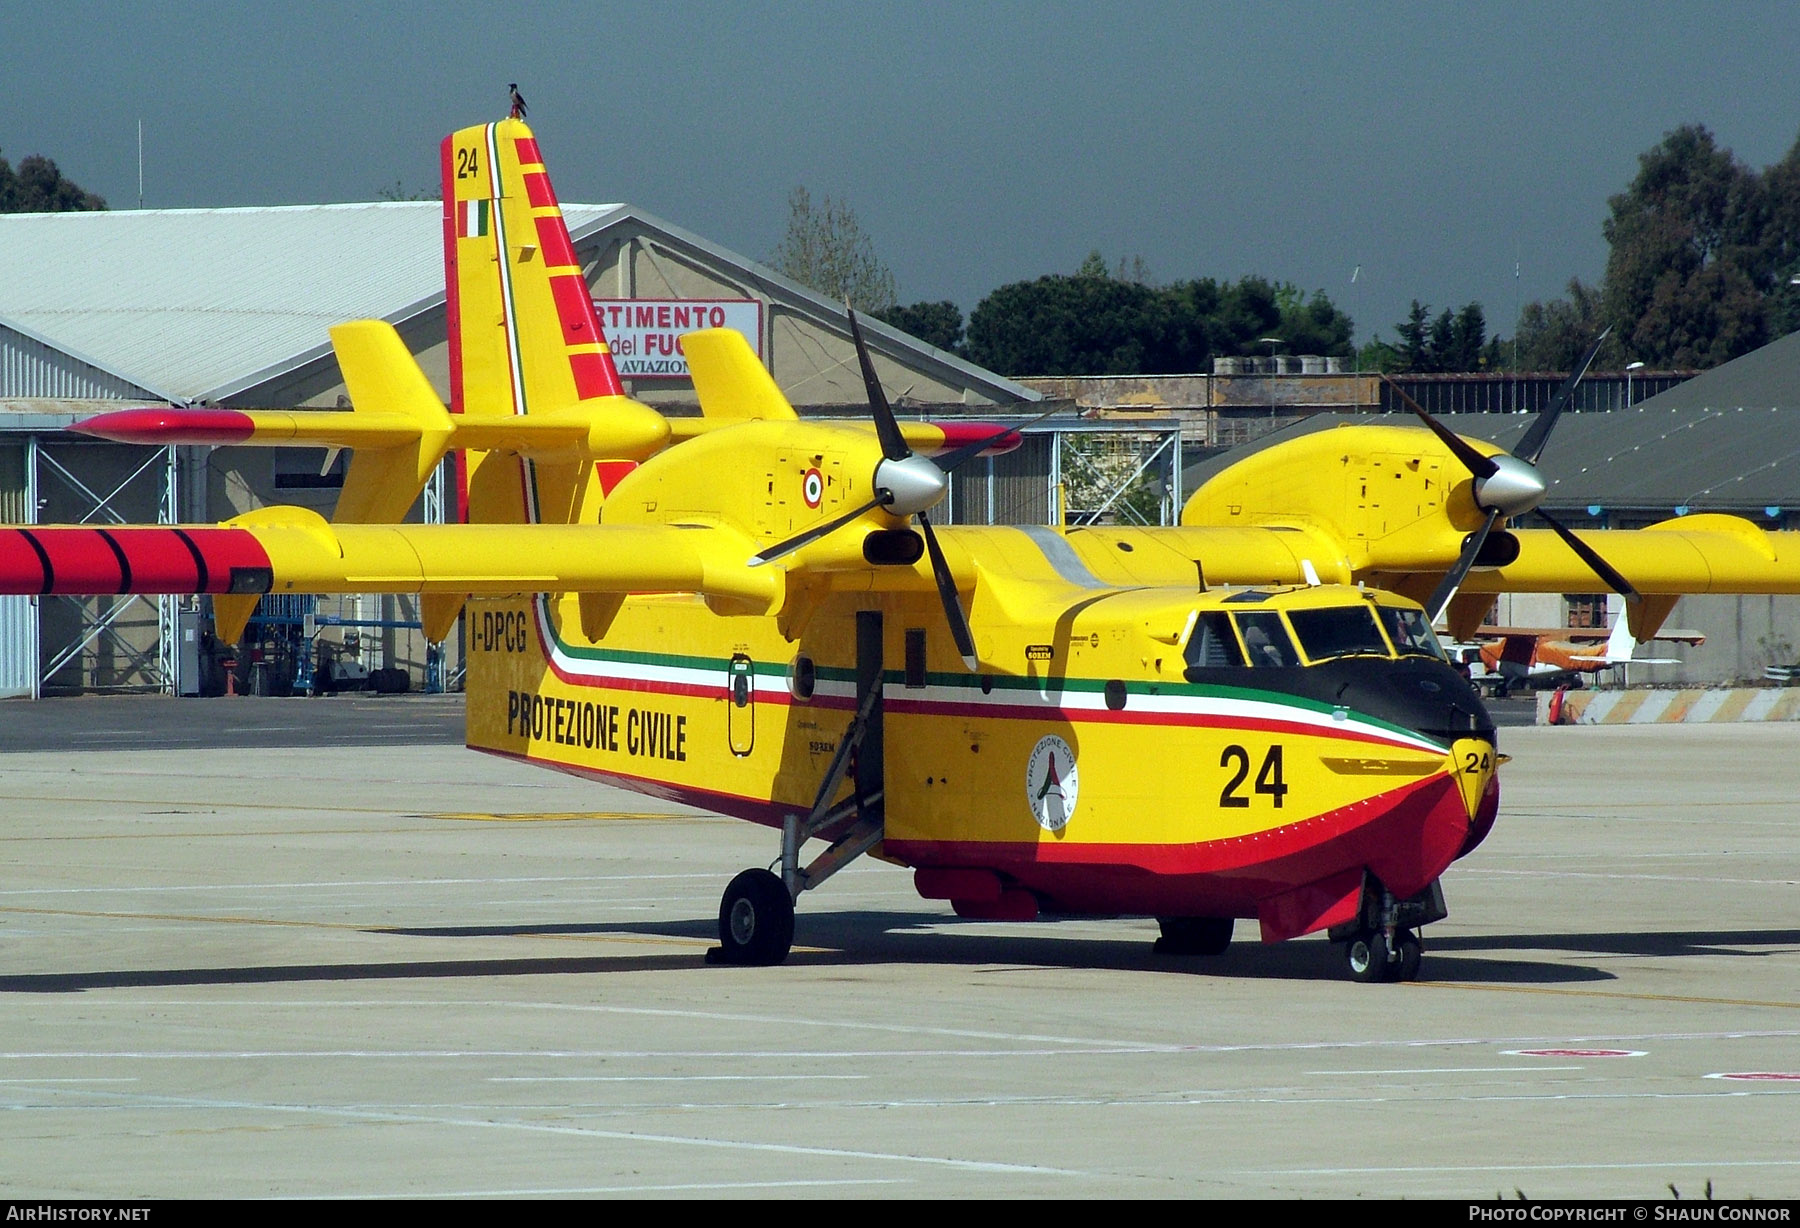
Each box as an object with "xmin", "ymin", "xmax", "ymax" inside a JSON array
[
  {"xmin": 513, "ymin": 137, "xmax": 544, "ymax": 168},
  {"xmin": 884, "ymin": 771, "xmax": 1477, "ymax": 931}
]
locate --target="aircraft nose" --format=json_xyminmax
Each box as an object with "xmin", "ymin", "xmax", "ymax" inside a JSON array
[{"xmin": 1448, "ymin": 737, "xmax": 1501, "ymax": 823}]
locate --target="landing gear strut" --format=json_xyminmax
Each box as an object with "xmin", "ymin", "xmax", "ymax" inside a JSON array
[
  {"xmin": 708, "ymin": 612, "xmax": 887, "ymax": 967},
  {"xmin": 1331, "ymin": 874, "xmax": 1443, "ymax": 983},
  {"xmin": 1345, "ymin": 926, "xmax": 1422, "ymax": 983}
]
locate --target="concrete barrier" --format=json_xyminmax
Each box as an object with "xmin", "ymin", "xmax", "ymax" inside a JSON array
[{"xmin": 1539, "ymin": 686, "xmax": 1800, "ymax": 724}]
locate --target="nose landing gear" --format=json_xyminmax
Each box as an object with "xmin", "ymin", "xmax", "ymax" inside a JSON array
[{"xmin": 1333, "ymin": 874, "xmax": 1443, "ymax": 983}]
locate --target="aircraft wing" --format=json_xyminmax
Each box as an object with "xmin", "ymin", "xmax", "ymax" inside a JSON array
[
  {"xmin": 0, "ymin": 511, "xmax": 775, "ymax": 641},
  {"xmin": 1466, "ymin": 516, "xmax": 1800, "ymax": 596}
]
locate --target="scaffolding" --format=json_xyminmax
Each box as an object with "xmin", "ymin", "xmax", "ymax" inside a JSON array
[
  {"xmin": 27, "ymin": 437, "xmax": 183, "ymax": 696},
  {"xmin": 944, "ymin": 416, "xmax": 1184, "ymax": 528}
]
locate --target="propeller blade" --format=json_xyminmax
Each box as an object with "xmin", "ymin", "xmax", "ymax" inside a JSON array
[
  {"xmin": 932, "ymin": 404, "xmax": 1065, "ymax": 475},
  {"xmin": 918, "ymin": 512, "xmax": 979, "ymax": 670},
  {"xmin": 846, "ymin": 306, "xmax": 911, "ymax": 462},
  {"xmin": 1383, "ymin": 376, "xmax": 1498, "ymax": 480},
  {"xmin": 1514, "ymin": 325, "xmax": 1613, "ymax": 465},
  {"xmin": 749, "ymin": 493, "xmax": 889, "ymax": 566},
  {"xmin": 1537, "ymin": 507, "xmax": 1641, "ymax": 603},
  {"xmin": 1426, "ymin": 507, "xmax": 1501, "ymax": 624}
]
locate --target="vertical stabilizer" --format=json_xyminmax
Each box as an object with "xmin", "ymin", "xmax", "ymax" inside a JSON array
[{"xmin": 440, "ymin": 119, "xmax": 637, "ymax": 525}]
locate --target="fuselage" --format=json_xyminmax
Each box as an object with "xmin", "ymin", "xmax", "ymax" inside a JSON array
[{"xmin": 466, "ymin": 539, "xmax": 1497, "ymax": 945}]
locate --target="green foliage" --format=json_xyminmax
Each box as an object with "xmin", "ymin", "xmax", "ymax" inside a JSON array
[
  {"xmin": 875, "ymin": 300, "xmax": 965, "ymax": 355},
  {"xmin": 1368, "ymin": 300, "xmax": 1496, "ymax": 373},
  {"xmin": 769, "ymin": 187, "xmax": 896, "ymax": 313},
  {"xmin": 1602, "ymin": 124, "xmax": 1772, "ymax": 368},
  {"xmin": 1513, "ymin": 278, "xmax": 1620, "ymax": 370},
  {"xmin": 0, "ymin": 151, "xmax": 105, "ymax": 212},
  {"xmin": 965, "ymin": 254, "xmax": 1353, "ymax": 377}
]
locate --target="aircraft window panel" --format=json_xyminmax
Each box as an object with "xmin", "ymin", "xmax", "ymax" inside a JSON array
[
  {"xmin": 1377, "ymin": 607, "xmax": 1449, "ymax": 661},
  {"xmin": 1286, "ymin": 606, "xmax": 1390, "ymax": 663},
  {"xmin": 1185, "ymin": 612, "xmax": 1246, "ymax": 668},
  {"xmin": 1233, "ymin": 612, "xmax": 1296, "ymax": 668}
]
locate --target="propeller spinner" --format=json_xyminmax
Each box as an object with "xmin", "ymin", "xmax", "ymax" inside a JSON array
[
  {"xmin": 1401, "ymin": 328, "xmax": 1638, "ymax": 623},
  {"xmin": 749, "ymin": 308, "xmax": 1051, "ymax": 670}
]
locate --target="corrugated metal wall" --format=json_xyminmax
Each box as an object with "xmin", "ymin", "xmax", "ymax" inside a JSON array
[
  {"xmin": 0, "ymin": 445, "xmax": 34, "ymax": 697},
  {"xmin": 1, "ymin": 326, "xmax": 155, "ymax": 400}
]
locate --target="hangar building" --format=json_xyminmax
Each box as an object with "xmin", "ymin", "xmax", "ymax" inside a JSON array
[{"xmin": 0, "ymin": 201, "xmax": 1040, "ymax": 698}]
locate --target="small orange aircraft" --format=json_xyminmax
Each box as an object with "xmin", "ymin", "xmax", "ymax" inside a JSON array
[
  {"xmin": 2, "ymin": 117, "xmax": 1504, "ymax": 984},
  {"xmin": 1453, "ymin": 619, "xmax": 1701, "ymax": 697}
]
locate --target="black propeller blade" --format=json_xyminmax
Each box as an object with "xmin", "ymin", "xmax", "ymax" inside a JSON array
[
  {"xmin": 1513, "ymin": 326, "xmax": 1612, "ymax": 465},
  {"xmin": 749, "ymin": 493, "xmax": 890, "ymax": 567},
  {"xmin": 1537, "ymin": 508, "xmax": 1640, "ymax": 604},
  {"xmin": 918, "ymin": 512, "xmax": 978, "ymax": 669},
  {"xmin": 1426, "ymin": 507, "xmax": 1501, "ymax": 624},
  {"xmin": 846, "ymin": 307, "xmax": 911, "ymax": 463},
  {"xmin": 749, "ymin": 306, "xmax": 1062, "ymax": 670}
]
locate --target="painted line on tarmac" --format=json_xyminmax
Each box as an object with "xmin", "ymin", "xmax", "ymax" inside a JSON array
[
  {"xmin": 1250, "ymin": 1157, "xmax": 1800, "ymax": 1178},
  {"xmin": 15, "ymin": 1002, "xmax": 1800, "ymax": 1060},
  {"xmin": 1419, "ymin": 980, "xmax": 1800, "ymax": 1011},
  {"xmin": 1307, "ymin": 1065, "xmax": 1586, "ymax": 1075},
  {"xmin": 1462, "ymin": 867, "xmax": 1800, "ymax": 886},
  {"xmin": 304, "ymin": 1180, "xmax": 907, "ymax": 1198},
  {"xmin": 0, "ymin": 871, "xmax": 727, "ymax": 897},
  {"xmin": 40, "ymin": 1087, "xmax": 1098, "ymax": 1179},
  {"xmin": 490, "ymin": 1074, "xmax": 871, "ymax": 1083}
]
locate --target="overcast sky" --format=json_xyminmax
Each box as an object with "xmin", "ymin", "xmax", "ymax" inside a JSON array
[{"xmin": 5, "ymin": 1, "xmax": 1797, "ymax": 350}]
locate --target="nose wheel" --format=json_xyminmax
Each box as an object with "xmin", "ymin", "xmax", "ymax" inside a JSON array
[{"xmin": 1345, "ymin": 927, "xmax": 1422, "ymax": 983}]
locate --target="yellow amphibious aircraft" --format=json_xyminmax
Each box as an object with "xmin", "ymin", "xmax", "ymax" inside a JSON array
[{"xmin": 14, "ymin": 115, "xmax": 1696, "ymax": 985}]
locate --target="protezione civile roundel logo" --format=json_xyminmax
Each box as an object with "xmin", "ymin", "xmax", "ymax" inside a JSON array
[{"xmin": 1025, "ymin": 734, "xmax": 1079, "ymax": 832}]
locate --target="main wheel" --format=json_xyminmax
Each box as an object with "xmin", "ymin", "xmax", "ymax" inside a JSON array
[
  {"xmin": 1345, "ymin": 930, "xmax": 1397, "ymax": 983},
  {"xmin": 713, "ymin": 869, "xmax": 794, "ymax": 966},
  {"xmin": 1396, "ymin": 929, "xmax": 1423, "ymax": 982},
  {"xmin": 1154, "ymin": 916, "xmax": 1233, "ymax": 956}
]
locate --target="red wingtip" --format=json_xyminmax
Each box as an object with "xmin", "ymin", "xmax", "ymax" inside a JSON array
[
  {"xmin": 73, "ymin": 408, "xmax": 257, "ymax": 446},
  {"xmin": 925, "ymin": 421, "xmax": 1024, "ymax": 458}
]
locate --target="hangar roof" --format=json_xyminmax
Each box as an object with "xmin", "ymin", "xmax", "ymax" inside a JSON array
[
  {"xmin": 1633, "ymin": 330, "xmax": 1800, "ymax": 411},
  {"xmin": 0, "ymin": 201, "xmax": 1035, "ymax": 408},
  {"xmin": 0, "ymin": 202, "xmax": 606, "ymax": 404}
]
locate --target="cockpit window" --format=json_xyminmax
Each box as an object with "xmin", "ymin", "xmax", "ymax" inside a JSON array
[
  {"xmin": 1377, "ymin": 606, "xmax": 1448, "ymax": 660},
  {"xmin": 1286, "ymin": 606, "xmax": 1390, "ymax": 663},
  {"xmin": 1234, "ymin": 611, "xmax": 1297, "ymax": 668},
  {"xmin": 1184, "ymin": 612, "xmax": 1246, "ymax": 668}
]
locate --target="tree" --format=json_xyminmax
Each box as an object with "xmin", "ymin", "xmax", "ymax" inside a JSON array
[
  {"xmin": 1513, "ymin": 278, "xmax": 1618, "ymax": 371},
  {"xmin": 966, "ymin": 265, "xmax": 1165, "ymax": 376},
  {"xmin": 875, "ymin": 300, "xmax": 965, "ymax": 354},
  {"xmin": 0, "ymin": 151, "xmax": 105, "ymax": 212},
  {"xmin": 1377, "ymin": 300, "xmax": 1492, "ymax": 372},
  {"xmin": 966, "ymin": 255, "xmax": 1354, "ymax": 377},
  {"xmin": 1601, "ymin": 124, "xmax": 1769, "ymax": 367},
  {"xmin": 768, "ymin": 187, "xmax": 896, "ymax": 313}
]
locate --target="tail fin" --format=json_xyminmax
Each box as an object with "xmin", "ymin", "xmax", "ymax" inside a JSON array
[
  {"xmin": 682, "ymin": 328, "xmax": 799, "ymax": 421},
  {"xmin": 442, "ymin": 119, "xmax": 659, "ymax": 525},
  {"xmin": 329, "ymin": 320, "xmax": 455, "ymax": 523},
  {"xmin": 1600, "ymin": 610, "xmax": 1638, "ymax": 664}
]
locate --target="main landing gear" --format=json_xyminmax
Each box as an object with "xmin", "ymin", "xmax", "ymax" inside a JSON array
[
  {"xmin": 1330, "ymin": 874, "xmax": 1446, "ymax": 984},
  {"xmin": 708, "ymin": 613, "xmax": 886, "ymax": 967}
]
